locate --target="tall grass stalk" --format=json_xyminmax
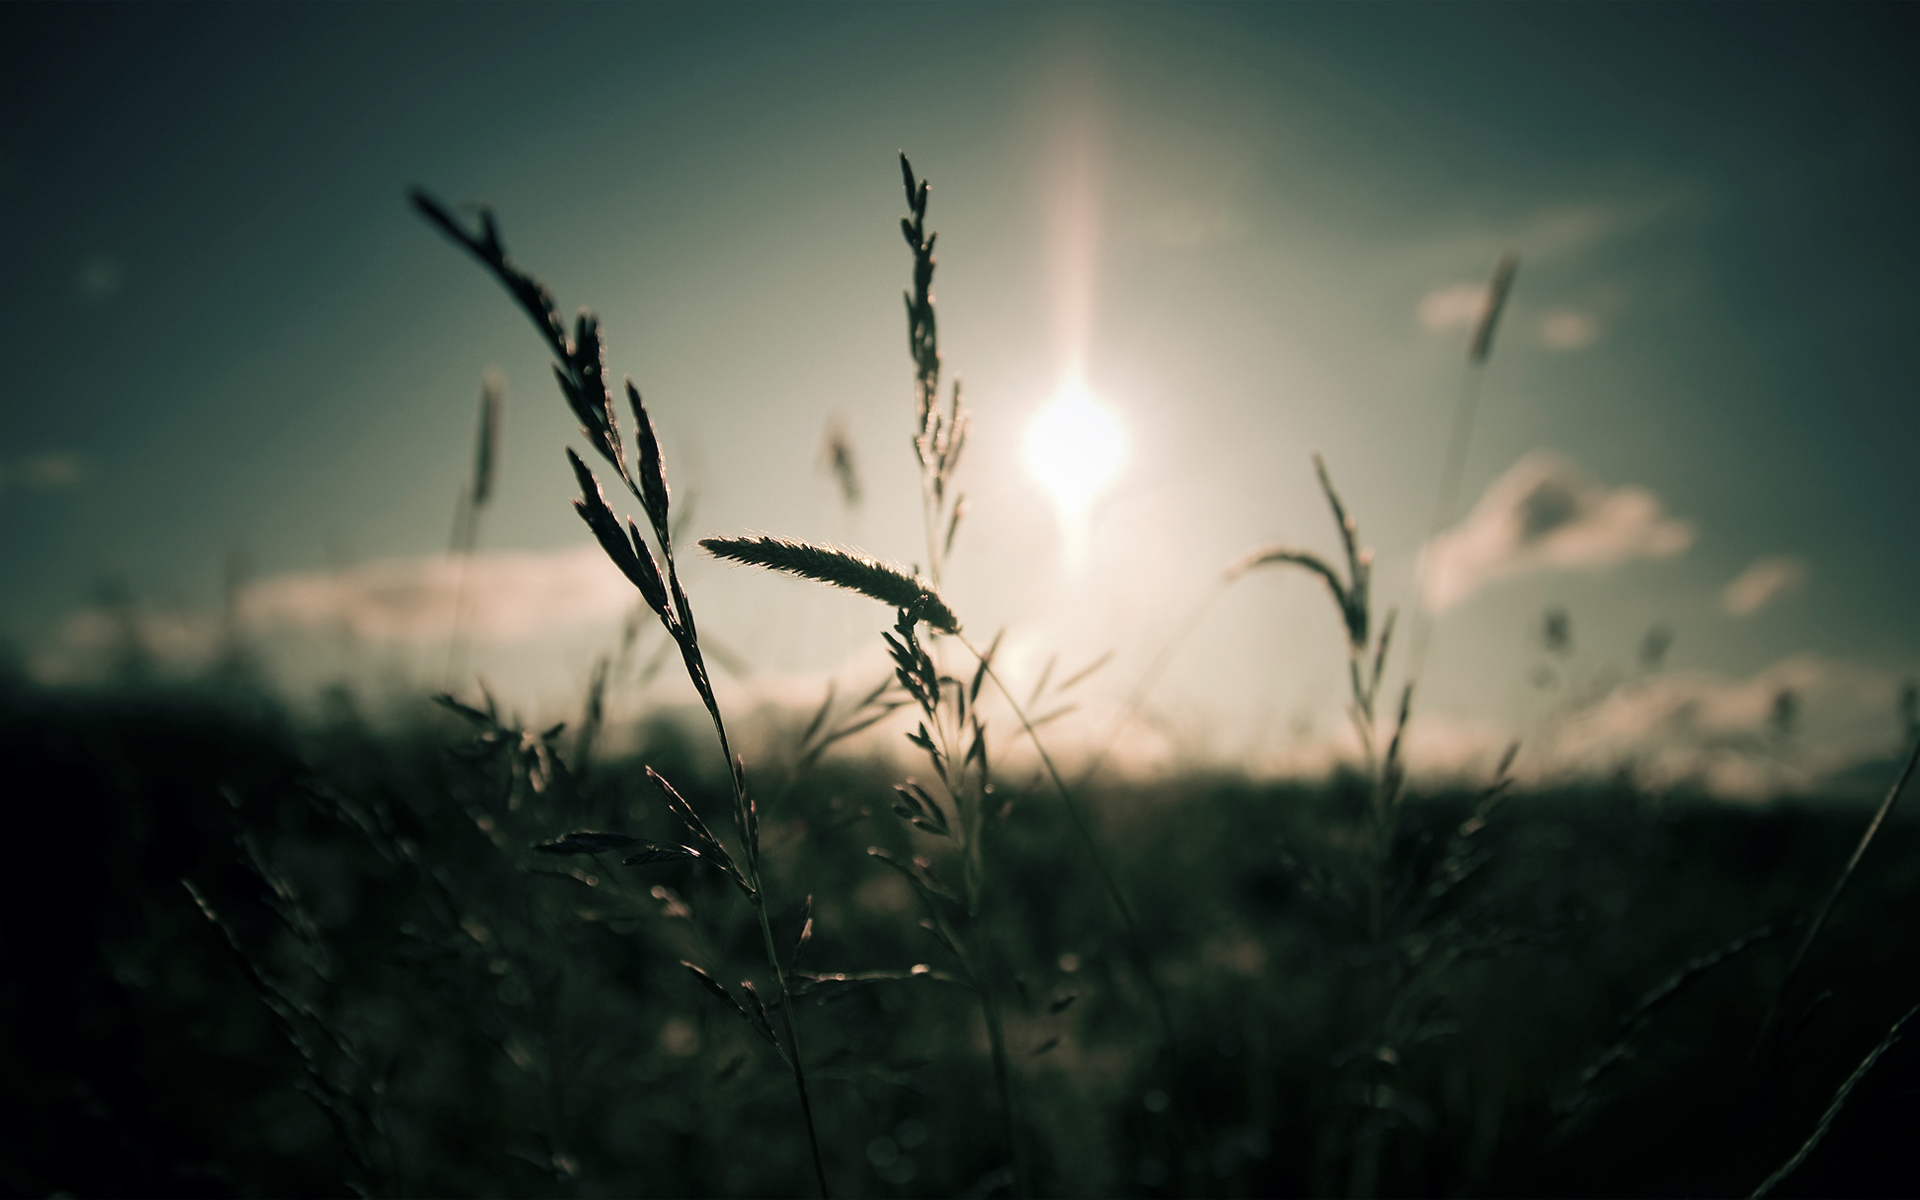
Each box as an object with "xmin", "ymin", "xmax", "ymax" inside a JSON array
[
  {"xmin": 1230, "ymin": 453, "xmax": 1408, "ymax": 937},
  {"xmin": 714, "ymin": 155, "xmax": 1029, "ymax": 1189},
  {"xmin": 411, "ymin": 191, "xmax": 831, "ymax": 1197},
  {"xmin": 1558, "ymin": 922, "xmax": 1784, "ymax": 1128},
  {"xmin": 702, "ymin": 531, "xmax": 1181, "ymax": 1184},
  {"xmin": 1228, "ymin": 454, "xmax": 1516, "ymax": 1197},
  {"xmin": 182, "ymin": 878, "xmax": 390, "ymax": 1194},
  {"xmin": 899, "ymin": 153, "xmax": 967, "ymax": 590},
  {"xmin": 1755, "ymin": 732, "xmax": 1920, "ymax": 1058},
  {"xmin": 1407, "ymin": 252, "xmax": 1518, "ymax": 682},
  {"xmin": 891, "ymin": 151, "xmax": 1175, "ymax": 1059},
  {"xmin": 444, "ymin": 371, "xmax": 503, "ymax": 689},
  {"xmin": 957, "ymin": 632, "xmax": 1180, "ymax": 1049},
  {"xmin": 891, "ymin": 156, "xmax": 1171, "ymax": 1054},
  {"xmin": 707, "ymin": 529, "xmax": 1027, "ymax": 1187},
  {"xmin": 1750, "ymin": 1000, "xmax": 1920, "ymax": 1199},
  {"xmin": 702, "ymin": 155, "xmax": 1179, "ymax": 1192}
]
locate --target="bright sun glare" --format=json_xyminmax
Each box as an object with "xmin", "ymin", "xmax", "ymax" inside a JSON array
[{"xmin": 1023, "ymin": 374, "xmax": 1127, "ymax": 538}]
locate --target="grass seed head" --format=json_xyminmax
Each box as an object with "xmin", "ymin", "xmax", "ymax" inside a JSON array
[
  {"xmin": 1469, "ymin": 252, "xmax": 1520, "ymax": 365},
  {"xmin": 472, "ymin": 372, "xmax": 503, "ymax": 507},
  {"xmin": 566, "ymin": 449, "xmax": 670, "ymax": 619},
  {"xmin": 701, "ymin": 534, "xmax": 960, "ymax": 633},
  {"xmin": 533, "ymin": 831, "xmax": 646, "ymax": 856},
  {"xmin": 626, "ymin": 380, "xmax": 673, "ymax": 550}
]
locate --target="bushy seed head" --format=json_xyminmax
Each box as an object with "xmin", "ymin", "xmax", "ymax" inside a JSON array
[{"xmin": 701, "ymin": 534, "xmax": 960, "ymax": 633}]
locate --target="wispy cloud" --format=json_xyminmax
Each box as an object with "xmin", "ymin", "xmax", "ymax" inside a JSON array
[
  {"xmin": 27, "ymin": 544, "xmax": 640, "ymax": 686},
  {"xmin": 240, "ymin": 545, "xmax": 634, "ymax": 644},
  {"xmin": 1416, "ymin": 281, "xmax": 1491, "ymax": 332},
  {"xmin": 1721, "ymin": 556, "xmax": 1807, "ymax": 617},
  {"xmin": 1411, "ymin": 185, "xmax": 1703, "ymax": 351},
  {"xmin": 56, "ymin": 607, "xmax": 219, "ymax": 662},
  {"xmin": 1545, "ymin": 655, "xmax": 1902, "ymax": 800},
  {"xmin": 28, "ymin": 605, "xmax": 221, "ymax": 685},
  {"xmin": 1343, "ymin": 655, "xmax": 1903, "ymax": 801},
  {"xmin": 1421, "ymin": 188, "xmax": 1703, "ymax": 274},
  {"xmin": 1538, "ymin": 309, "xmax": 1601, "ymax": 350},
  {"xmin": 1422, "ymin": 451, "xmax": 1695, "ymax": 610},
  {"xmin": 1421, "ymin": 290, "xmax": 1602, "ymax": 351}
]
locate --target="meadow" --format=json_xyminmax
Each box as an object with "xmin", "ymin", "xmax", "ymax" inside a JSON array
[{"xmin": 3, "ymin": 157, "xmax": 1916, "ymax": 1200}]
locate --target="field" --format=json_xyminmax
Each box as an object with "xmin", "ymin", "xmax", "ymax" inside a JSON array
[
  {"xmin": 3, "ymin": 662, "xmax": 1917, "ymax": 1198},
  {"xmin": 6, "ymin": 145, "xmax": 1918, "ymax": 1200}
]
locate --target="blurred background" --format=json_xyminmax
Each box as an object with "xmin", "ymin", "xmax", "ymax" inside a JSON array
[{"xmin": 4, "ymin": 3, "xmax": 1919, "ymax": 785}]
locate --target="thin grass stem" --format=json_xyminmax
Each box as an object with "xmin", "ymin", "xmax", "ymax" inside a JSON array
[
  {"xmin": 442, "ymin": 489, "xmax": 478, "ymax": 689},
  {"xmin": 751, "ymin": 894, "xmax": 830, "ymax": 1198},
  {"xmin": 1073, "ymin": 577, "xmax": 1228, "ymax": 793},
  {"xmin": 959, "ymin": 633, "xmax": 1177, "ymax": 1052},
  {"xmin": 1755, "ymin": 733, "xmax": 1920, "ymax": 1057},
  {"xmin": 1408, "ymin": 253, "xmax": 1517, "ymax": 685},
  {"xmin": 413, "ymin": 191, "xmax": 830, "ymax": 1197},
  {"xmin": 1750, "ymin": 1000, "xmax": 1920, "ymax": 1199},
  {"xmin": 1406, "ymin": 369, "xmax": 1483, "ymax": 685}
]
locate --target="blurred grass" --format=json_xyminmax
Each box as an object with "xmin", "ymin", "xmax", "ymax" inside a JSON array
[{"xmin": 3, "ymin": 668, "xmax": 1917, "ymax": 1198}]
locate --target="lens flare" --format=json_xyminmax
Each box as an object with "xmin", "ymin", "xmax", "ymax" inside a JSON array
[{"xmin": 1024, "ymin": 375, "xmax": 1126, "ymax": 540}]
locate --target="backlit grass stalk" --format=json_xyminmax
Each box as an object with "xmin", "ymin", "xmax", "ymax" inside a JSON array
[
  {"xmin": 411, "ymin": 191, "xmax": 830, "ymax": 1197},
  {"xmin": 898, "ymin": 153, "xmax": 1018, "ymax": 1186},
  {"xmin": 956, "ymin": 630, "xmax": 1180, "ymax": 1050},
  {"xmin": 1228, "ymin": 453, "xmax": 1409, "ymax": 936},
  {"xmin": 1750, "ymin": 999, "xmax": 1920, "ymax": 1199},
  {"xmin": 887, "ymin": 156, "xmax": 1003, "ymax": 977},
  {"xmin": 444, "ymin": 371, "xmax": 502, "ymax": 689},
  {"xmin": 878, "ymin": 608, "xmax": 1022, "ymax": 1194},
  {"xmin": 182, "ymin": 877, "xmax": 390, "ymax": 1195},
  {"xmin": 895, "ymin": 152, "xmax": 1172, "ymax": 1055},
  {"xmin": 1755, "ymin": 731, "xmax": 1920, "ymax": 1058},
  {"xmin": 896, "ymin": 152, "xmax": 1172, "ymax": 1094},
  {"xmin": 698, "ymin": 158, "xmax": 1055, "ymax": 1193},
  {"xmin": 709, "ymin": 526, "xmax": 1027, "ymax": 1186},
  {"xmin": 702, "ymin": 553, "xmax": 1030, "ymax": 1188},
  {"xmin": 702, "ymin": 534, "xmax": 1180, "ymax": 1055},
  {"xmin": 1407, "ymin": 252, "xmax": 1518, "ymax": 681},
  {"xmin": 899, "ymin": 153, "xmax": 967, "ymax": 588}
]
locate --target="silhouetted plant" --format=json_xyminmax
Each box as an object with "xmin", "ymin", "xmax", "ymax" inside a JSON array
[{"xmin": 412, "ymin": 189, "xmax": 831, "ymax": 1196}]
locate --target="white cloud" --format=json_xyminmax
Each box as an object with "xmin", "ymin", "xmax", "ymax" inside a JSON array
[
  {"xmin": 26, "ymin": 544, "xmax": 640, "ymax": 686},
  {"xmin": 1721, "ymin": 556, "xmax": 1807, "ymax": 617},
  {"xmin": 1432, "ymin": 191, "xmax": 1700, "ymax": 271},
  {"xmin": 1417, "ymin": 281, "xmax": 1491, "ymax": 332},
  {"xmin": 1544, "ymin": 655, "xmax": 1902, "ymax": 800},
  {"xmin": 1318, "ymin": 655, "xmax": 1904, "ymax": 801},
  {"xmin": 1422, "ymin": 451, "xmax": 1695, "ymax": 610},
  {"xmin": 34, "ymin": 608, "xmax": 221, "ymax": 682},
  {"xmin": 239, "ymin": 544, "xmax": 634, "ymax": 644},
  {"xmin": 1538, "ymin": 309, "xmax": 1601, "ymax": 351}
]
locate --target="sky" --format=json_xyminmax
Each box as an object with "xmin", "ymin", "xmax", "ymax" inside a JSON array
[{"xmin": 3, "ymin": 2, "xmax": 1918, "ymax": 795}]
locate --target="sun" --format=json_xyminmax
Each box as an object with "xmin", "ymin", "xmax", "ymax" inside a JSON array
[{"xmin": 1023, "ymin": 373, "xmax": 1127, "ymax": 540}]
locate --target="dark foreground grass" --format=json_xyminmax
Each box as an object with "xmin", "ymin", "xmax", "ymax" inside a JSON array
[{"xmin": 4, "ymin": 671, "xmax": 1918, "ymax": 1198}]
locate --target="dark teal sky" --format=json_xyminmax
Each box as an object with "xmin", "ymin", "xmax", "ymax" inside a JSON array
[{"xmin": 3, "ymin": 3, "xmax": 1917, "ymax": 786}]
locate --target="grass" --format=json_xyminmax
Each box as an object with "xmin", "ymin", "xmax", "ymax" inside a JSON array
[
  {"xmin": 411, "ymin": 185, "xmax": 833, "ymax": 1195},
  {"xmin": 8, "ymin": 675, "xmax": 1920, "ymax": 1197},
  {"xmin": 3, "ymin": 154, "xmax": 1916, "ymax": 1199},
  {"xmin": 7, "ymin": 667, "xmax": 1920, "ymax": 1196},
  {"xmin": 701, "ymin": 156, "xmax": 1169, "ymax": 1195}
]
